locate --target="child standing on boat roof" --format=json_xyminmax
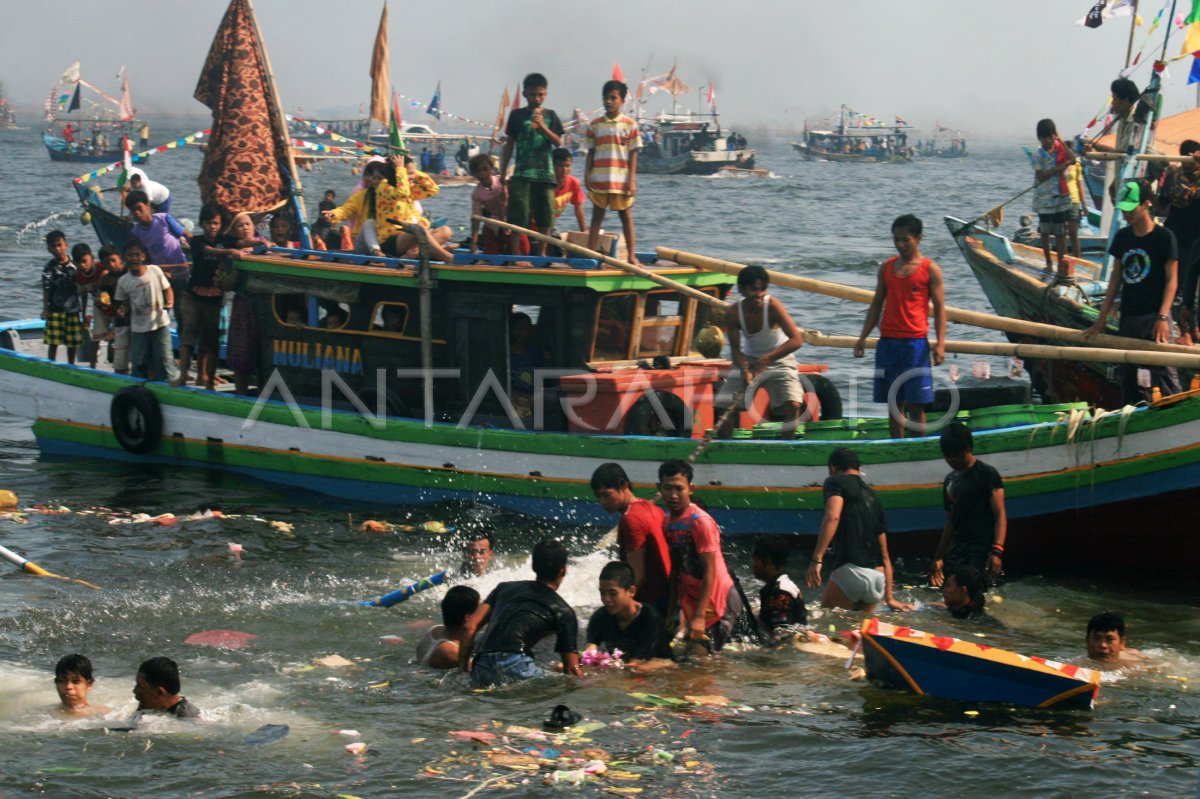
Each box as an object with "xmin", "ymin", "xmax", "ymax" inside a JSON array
[
  {"xmin": 716, "ymin": 264, "xmax": 806, "ymax": 440},
  {"xmin": 467, "ymin": 153, "xmax": 510, "ymax": 255},
  {"xmin": 115, "ymin": 238, "xmax": 178, "ymax": 382},
  {"xmin": 41, "ymin": 230, "xmax": 83, "ymax": 366},
  {"xmin": 1032, "ymin": 119, "xmax": 1075, "ymax": 278},
  {"xmin": 553, "ymin": 147, "xmax": 586, "ymax": 234},
  {"xmin": 585, "ymin": 80, "xmax": 641, "ymax": 264},
  {"xmin": 854, "ymin": 214, "xmax": 946, "ymax": 438},
  {"xmin": 501, "ymin": 73, "xmax": 564, "ymax": 257}
]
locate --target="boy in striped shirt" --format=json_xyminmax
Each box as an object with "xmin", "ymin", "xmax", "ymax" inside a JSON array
[{"xmin": 585, "ymin": 80, "xmax": 642, "ymax": 264}]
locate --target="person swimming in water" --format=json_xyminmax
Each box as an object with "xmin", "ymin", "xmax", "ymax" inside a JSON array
[
  {"xmin": 54, "ymin": 653, "xmax": 110, "ymax": 716},
  {"xmin": 1083, "ymin": 611, "xmax": 1147, "ymax": 670}
]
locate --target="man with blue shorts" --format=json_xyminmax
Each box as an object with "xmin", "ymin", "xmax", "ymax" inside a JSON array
[{"xmin": 854, "ymin": 214, "xmax": 946, "ymax": 437}]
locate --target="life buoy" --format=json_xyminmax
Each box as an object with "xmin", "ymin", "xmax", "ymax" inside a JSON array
[
  {"xmin": 110, "ymin": 385, "xmax": 163, "ymax": 454},
  {"xmin": 802, "ymin": 374, "xmax": 843, "ymax": 421},
  {"xmin": 624, "ymin": 391, "xmax": 687, "ymax": 437}
]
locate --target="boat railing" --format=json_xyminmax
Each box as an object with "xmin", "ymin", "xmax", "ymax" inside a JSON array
[{"xmin": 260, "ymin": 245, "xmax": 663, "ymax": 272}]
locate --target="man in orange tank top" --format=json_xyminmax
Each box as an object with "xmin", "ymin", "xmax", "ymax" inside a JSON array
[{"xmin": 853, "ymin": 215, "xmax": 946, "ymax": 438}]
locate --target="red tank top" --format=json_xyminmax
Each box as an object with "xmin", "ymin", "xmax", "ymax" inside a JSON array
[{"xmin": 880, "ymin": 256, "xmax": 931, "ymax": 339}]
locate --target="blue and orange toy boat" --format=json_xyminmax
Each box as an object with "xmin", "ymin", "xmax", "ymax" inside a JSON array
[{"xmin": 860, "ymin": 618, "xmax": 1100, "ymax": 709}]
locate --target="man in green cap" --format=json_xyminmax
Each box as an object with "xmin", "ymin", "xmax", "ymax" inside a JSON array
[{"xmin": 1085, "ymin": 178, "xmax": 1182, "ymax": 404}]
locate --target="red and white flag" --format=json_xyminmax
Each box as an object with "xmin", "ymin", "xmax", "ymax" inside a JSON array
[{"xmin": 706, "ymin": 81, "xmax": 716, "ymax": 112}]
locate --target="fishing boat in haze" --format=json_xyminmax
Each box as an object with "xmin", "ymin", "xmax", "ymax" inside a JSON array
[
  {"xmin": 917, "ymin": 123, "xmax": 967, "ymax": 158},
  {"xmin": 792, "ymin": 105, "xmax": 913, "ymax": 163},
  {"xmin": 0, "ymin": 82, "xmax": 17, "ymax": 129},
  {"xmin": 3, "ymin": 0, "xmax": 1200, "ymax": 584},
  {"xmin": 43, "ymin": 63, "xmax": 143, "ymax": 163},
  {"xmin": 634, "ymin": 67, "xmax": 755, "ymax": 175}
]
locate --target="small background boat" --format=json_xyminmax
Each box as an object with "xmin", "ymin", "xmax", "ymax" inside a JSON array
[{"xmin": 792, "ymin": 105, "xmax": 912, "ymax": 163}]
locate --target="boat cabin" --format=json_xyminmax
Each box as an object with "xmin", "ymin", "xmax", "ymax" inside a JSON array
[{"xmin": 233, "ymin": 250, "xmax": 739, "ymax": 435}]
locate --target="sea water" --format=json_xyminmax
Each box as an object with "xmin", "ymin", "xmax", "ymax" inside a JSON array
[{"xmin": 0, "ymin": 125, "xmax": 1197, "ymax": 797}]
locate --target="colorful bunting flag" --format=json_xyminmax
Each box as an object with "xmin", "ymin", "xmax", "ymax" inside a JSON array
[
  {"xmin": 1187, "ymin": 0, "xmax": 1200, "ymax": 25},
  {"xmin": 1191, "ymin": 55, "xmax": 1200, "ymax": 83},
  {"xmin": 613, "ymin": 63, "xmax": 624, "ymax": 82},
  {"xmin": 67, "ymin": 83, "xmax": 81, "ymax": 112},
  {"xmin": 116, "ymin": 135, "xmax": 132, "ymax": 190}
]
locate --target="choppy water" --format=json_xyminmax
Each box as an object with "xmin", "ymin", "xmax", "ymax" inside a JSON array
[{"xmin": 0, "ymin": 125, "xmax": 1197, "ymax": 798}]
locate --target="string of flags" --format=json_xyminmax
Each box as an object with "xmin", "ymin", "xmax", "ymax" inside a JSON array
[
  {"xmin": 396, "ymin": 93, "xmax": 492, "ymax": 129},
  {"xmin": 71, "ymin": 129, "xmax": 210, "ymax": 185}
]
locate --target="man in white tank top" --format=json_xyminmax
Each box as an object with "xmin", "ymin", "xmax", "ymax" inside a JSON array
[{"xmin": 716, "ymin": 265, "xmax": 806, "ymax": 439}]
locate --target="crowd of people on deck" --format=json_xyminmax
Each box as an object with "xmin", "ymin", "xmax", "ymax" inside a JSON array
[{"xmin": 1033, "ymin": 77, "xmax": 1200, "ymax": 403}]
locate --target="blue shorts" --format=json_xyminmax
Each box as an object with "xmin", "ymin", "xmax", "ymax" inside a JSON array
[
  {"xmin": 469, "ymin": 651, "xmax": 551, "ymax": 687},
  {"xmin": 873, "ymin": 337, "xmax": 933, "ymax": 405}
]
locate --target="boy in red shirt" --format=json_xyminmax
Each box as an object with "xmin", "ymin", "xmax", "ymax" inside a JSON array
[
  {"xmin": 853, "ymin": 214, "xmax": 946, "ymax": 438},
  {"xmin": 552, "ymin": 148, "xmax": 586, "ymax": 233},
  {"xmin": 657, "ymin": 459, "xmax": 739, "ymax": 652},
  {"xmin": 590, "ymin": 462, "xmax": 670, "ymax": 611}
]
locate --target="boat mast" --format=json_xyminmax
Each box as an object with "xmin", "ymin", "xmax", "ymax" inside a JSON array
[
  {"xmin": 1124, "ymin": 0, "xmax": 1140, "ymax": 67},
  {"xmin": 244, "ymin": 0, "xmax": 311, "ymax": 248}
]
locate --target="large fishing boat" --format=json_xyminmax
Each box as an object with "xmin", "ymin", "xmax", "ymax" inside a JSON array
[
  {"xmin": 43, "ymin": 64, "xmax": 142, "ymax": 163},
  {"xmin": 633, "ymin": 67, "xmax": 754, "ymax": 175},
  {"xmin": 0, "ymin": 82, "xmax": 17, "ymax": 130},
  {"xmin": 792, "ymin": 106, "xmax": 913, "ymax": 163},
  {"xmin": 3, "ymin": 0, "xmax": 1200, "ymax": 584}
]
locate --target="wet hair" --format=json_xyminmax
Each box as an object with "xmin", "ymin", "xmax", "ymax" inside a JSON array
[
  {"xmin": 737, "ymin": 264, "xmax": 770, "ymax": 290},
  {"xmin": 752, "ymin": 535, "xmax": 790, "ymax": 569},
  {"xmin": 602, "ymin": 79, "xmax": 628, "ymax": 100},
  {"xmin": 45, "ymin": 229, "xmax": 66, "ymax": 247},
  {"xmin": 123, "ymin": 238, "xmax": 147, "ymax": 256},
  {"xmin": 523, "ymin": 73, "xmax": 548, "ymax": 91},
  {"xmin": 552, "ymin": 147, "xmax": 573, "ymax": 164},
  {"xmin": 945, "ymin": 565, "xmax": 987, "ymax": 617},
  {"xmin": 462, "ymin": 531, "xmax": 495, "ymax": 550},
  {"xmin": 891, "ymin": 214, "xmax": 923, "ymax": 237},
  {"xmin": 468, "ymin": 153, "xmax": 493, "ymax": 175},
  {"xmin": 441, "ymin": 585, "xmax": 480, "ymax": 628},
  {"xmin": 97, "ymin": 244, "xmax": 119, "ymax": 262},
  {"xmin": 123, "ymin": 190, "xmax": 151, "ymax": 211},
  {"xmin": 1110, "ymin": 78, "xmax": 1139, "ymax": 103},
  {"xmin": 828, "ymin": 447, "xmax": 860, "ymax": 471},
  {"xmin": 71, "ymin": 242, "xmax": 92, "ymax": 262},
  {"xmin": 590, "ymin": 462, "xmax": 631, "ymax": 493},
  {"xmin": 1035, "ymin": 118, "xmax": 1057, "ymax": 139},
  {"xmin": 55, "ymin": 653, "xmax": 94, "ymax": 682},
  {"xmin": 657, "ymin": 459, "xmax": 693, "ymax": 483},
  {"xmin": 532, "ymin": 538, "xmax": 568, "ymax": 582},
  {"xmin": 137, "ymin": 656, "xmax": 181, "ymax": 695},
  {"xmin": 1180, "ymin": 139, "xmax": 1200, "ymax": 157},
  {"xmin": 1087, "ymin": 611, "xmax": 1126, "ymax": 638},
  {"xmin": 199, "ymin": 204, "xmax": 223, "ymax": 224},
  {"xmin": 599, "ymin": 560, "xmax": 635, "ymax": 588},
  {"xmin": 939, "ymin": 421, "xmax": 973, "ymax": 458}
]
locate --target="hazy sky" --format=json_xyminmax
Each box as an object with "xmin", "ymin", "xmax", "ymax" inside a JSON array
[{"xmin": 3, "ymin": 0, "xmax": 1199, "ymax": 138}]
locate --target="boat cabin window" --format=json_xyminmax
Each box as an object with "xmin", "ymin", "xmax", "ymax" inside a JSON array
[
  {"xmin": 592, "ymin": 292, "xmax": 636, "ymax": 361},
  {"xmin": 690, "ymin": 287, "xmax": 722, "ymax": 353},
  {"xmin": 318, "ymin": 302, "xmax": 351, "ymax": 330},
  {"xmin": 273, "ymin": 294, "xmax": 308, "ymax": 327},
  {"xmin": 638, "ymin": 290, "xmax": 684, "ymax": 358},
  {"xmin": 370, "ymin": 302, "xmax": 409, "ymax": 336}
]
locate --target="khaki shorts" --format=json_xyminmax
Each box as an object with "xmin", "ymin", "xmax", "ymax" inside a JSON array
[
  {"xmin": 718, "ymin": 361, "xmax": 805, "ymax": 409},
  {"xmin": 588, "ymin": 190, "xmax": 635, "ymax": 212},
  {"xmin": 830, "ymin": 564, "xmax": 885, "ymax": 606}
]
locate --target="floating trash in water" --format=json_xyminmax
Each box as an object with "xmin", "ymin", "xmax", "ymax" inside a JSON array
[
  {"xmin": 184, "ymin": 630, "xmax": 258, "ymax": 649},
  {"xmin": 244, "ymin": 724, "xmax": 290, "ymax": 746}
]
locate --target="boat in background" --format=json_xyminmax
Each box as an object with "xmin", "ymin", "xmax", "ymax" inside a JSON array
[
  {"xmin": 792, "ymin": 105, "xmax": 913, "ymax": 163},
  {"xmin": 917, "ymin": 123, "xmax": 967, "ymax": 158},
  {"xmin": 43, "ymin": 63, "xmax": 142, "ymax": 162},
  {"xmin": 0, "ymin": 82, "xmax": 16, "ymax": 129},
  {"xmin": 633, "ymin": 66, "xmax": 754, "ymax": 175}
]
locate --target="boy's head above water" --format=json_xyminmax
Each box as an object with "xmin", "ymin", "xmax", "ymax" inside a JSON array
[
  {"xmin": 54, "ymin": 653, "xmax": 96, "ymax": 711},
  {"xmin": 1086, "ymin": 612, "xmax": 1127, "ymax": 661}
]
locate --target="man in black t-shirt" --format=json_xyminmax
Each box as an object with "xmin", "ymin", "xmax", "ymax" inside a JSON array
[
  {"xmin": 1086, "ymin": 179, "xmax": 1182, "ymax": 404},
  {"xmin": 931, "ymin": 423, "xmax": 1006, "ymax": 587},
  {"xmin": 585, "ymin": 561, "xmax": 672, "ymax": 664},
  {"xmin": 806, "ymin": 448, "xmax": 912, "ymax": 612},
  {"xmin": 459, "ymin": 539, "xmax": 580, "ymax": 687}
]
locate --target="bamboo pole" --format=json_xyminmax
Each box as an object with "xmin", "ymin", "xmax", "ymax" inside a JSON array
[
  {"xmin": 809, "ymin": 331, "xmax": 1200, "ymax": 370},
  {"xmin": 1085, "ymin": 152, "xmax": 1198, "ymax": 163},
  {"xmin": 474, "ymin": 217, "xmax": 727, "ymax": 311},
  {"xmin": 657, "ymin": 247, "xmax": 1199, "ymax": 356}
]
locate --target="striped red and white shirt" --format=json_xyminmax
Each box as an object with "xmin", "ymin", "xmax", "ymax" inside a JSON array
[{"xmin": 586, "ymin": 114, "xmax": 642, "ymax": 194}]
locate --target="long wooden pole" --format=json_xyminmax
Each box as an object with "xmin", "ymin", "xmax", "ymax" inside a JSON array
[
  {"xmin": 475, "ymin": 217, "xmax": 727, "ymax": 311},
  {"xmin": 245, "ymin": 0, "xmax": 311, "ymax": 248},
  {"xmin": 657, "ymin": 247, "xmax": 1199, "ymax": 356},
  {"xmin": 813, "ymin": 331, "xmax": 1200, "ymax": 370}
]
